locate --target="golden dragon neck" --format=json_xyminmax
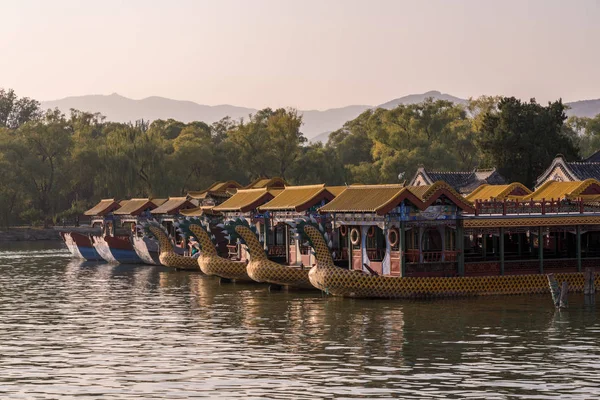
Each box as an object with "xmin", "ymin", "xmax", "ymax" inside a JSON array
[
  {"xmin": 303, "ymin": 225, "xmax": 334, "ymax": 266},
  {"xmin": 189, "ymin": 224, "xmax": 218, "ymax": 256},
  {"xmin": 235, "ymin": 225, "xmax": 267, "ymax": 261},
  {"xmin": 148, "ymin": 226, "xmax": 174, "ymax": 255}
]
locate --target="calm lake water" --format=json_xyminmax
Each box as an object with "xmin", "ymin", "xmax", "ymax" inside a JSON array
[{"xmin": 0, "ymin": 241, "xmax": 599, "ymax": 399}]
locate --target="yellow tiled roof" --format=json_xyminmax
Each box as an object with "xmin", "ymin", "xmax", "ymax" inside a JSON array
[
  {"xmin": 113, "ymin": 198, "xmax": 155, "ymax": 215},
  {"xmin": 319, "ymin": 181, "xmax": 474, "ymax": 214},
  {"xmin": 319, "ymin": 184, "xmax": 407, "ymax": 213},
  {"xmin": 84, "ymin": 199, "xmax": 120, "ymax": 216},
  {"xmin": 188, "ymin": 181, "xmax": 241, "ymax": 199},
  {"xmin": 326, "ymin": 186, "xmax": 347, "ymax": 196},
  {"xmin": 408, "ymin": 181, "xmax": 473, "ymax": 210},
  {"xmin": 521, "ymin": 179, "xmax": 600, "ymax": 201},
  {"xmin": 151, "ymin": 198, "xmax": 168, "ymax": 207},
  {"xmin": 212, "ymin": 188, "xmax": 282, "ymax": 212},
  {"xmin": 150, "ymin": 197, "xmax": 193, "ymax": 214},
  {"xmin": 245, "ymin": 177, "xmax": 287, "ymax": 189},
  {"xmin": 180, "ymin": 206, "xmax": 221, "ymax": 217},
  {"xmin": 259, "ymin": 184, "xmax": 332, "ymax": 211},
  {"xmin": 466, "ymin": 183, "xmax": 532, "ymax": 201}
]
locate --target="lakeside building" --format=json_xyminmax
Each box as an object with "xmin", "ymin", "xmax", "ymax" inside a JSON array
[
  {"xmin": 410, "ymin": 167, "xmax": 506, "ymax": 194},
  {"xmin": 535, "ymin": 151, "xmax": 600, "ymax": 188}
]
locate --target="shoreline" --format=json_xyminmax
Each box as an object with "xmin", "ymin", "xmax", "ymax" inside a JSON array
[{"xmin": 0, "ymin": 227, "xmax": 100, "ymax": 242}]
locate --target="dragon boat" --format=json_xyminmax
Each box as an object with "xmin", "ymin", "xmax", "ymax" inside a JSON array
[
  {"xmin": 188, "ymin": 224, "xmax": 252, "ymax": 282},
  {"xmin": 91, "ymin": 235, "xmax": 142, "ymax": 264},
  {"xmin": 148, "ymin": 226, "xmax": 200, "ymax": 270},
  {"xmin": 305, "ymin": 181, "xmax": 600, "ymax": 298},
  {"xmin": 60, "ymin": 231, "xmax": 103, "ymax": 261},
  {"xmin": 304, "ymin": 224, "xmax": 599, "ymax": 298},
  {"xmin": 233, "ymin": 218, "xmax": 327, "ymax": 289},
  {"xmin": 234, "ymin": 225, "xmax": 314, "ymax": 289},
  {"xmin": 131, "ymin": 235, "xmax": 161, "ymax": 265}
]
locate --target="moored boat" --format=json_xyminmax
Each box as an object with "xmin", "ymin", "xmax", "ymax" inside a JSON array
[
  {"xmin": 91, "ymin": 235, "xmax": 141, "ymax": 264},
  {"xmin": 234, "ymin": 224, "xmax": 313, "ymax": 289},
  {"xmin": 60, "ymin": 231, "xmax": 103, "ymax": 261},
  {"xmin": 132, "ymin": 235, "xmax": 161, "ymax": 265},
  {"xmin": 189, "ymin": 224, "xmax": 252, "ymax": 282},
  {"xmin": 307, "ymin": 180, "xmax": 600, "ymax": 298},
  {"xmin": 148, "ymin": 226, "xmax": 200, "ymax": 271}
]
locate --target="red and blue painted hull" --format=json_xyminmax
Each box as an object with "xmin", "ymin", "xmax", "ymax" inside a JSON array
[
  {"xmin": 105, "ymin": 236, "xmax": 142, "ymax": 264},
  {"xmin": 61, "ymin": 232, "xmax": 104, "ymax": 262}
]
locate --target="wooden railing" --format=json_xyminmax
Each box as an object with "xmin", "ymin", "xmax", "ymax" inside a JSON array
[
  {"xmin": 300, "ymin": 245, "xmax": 311, "ymax": 255},
  {"xmin": 267, "ymin": 245, "xmax": 287, "ymax": 257},
  {"xmin": 473, "ymin": 198, "xmax": 599, "ymax": 216},
  {"xmin": 366, "ymin": 248, "xmax": 385, "ymax": 262},
  {"xmin": 406, "ymin": 249, "xmax": 459, "ymax": 263}
]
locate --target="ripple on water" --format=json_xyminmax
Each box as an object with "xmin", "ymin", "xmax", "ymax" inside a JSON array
[{"xmin": 0, "ymin": 242, "xmax": 599, "ymax": 399}]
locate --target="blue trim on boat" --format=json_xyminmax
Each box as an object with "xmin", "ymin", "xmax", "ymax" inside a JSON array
[
  {"xmin": 110, "ymin": 248, "xmax": 142, "ymax": 264},
  {"xmin": 79, "ymin": 246, "xmax": 103, "ymax": 262}
]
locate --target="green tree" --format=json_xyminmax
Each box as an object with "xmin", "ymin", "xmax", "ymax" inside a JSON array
[
  {"xmin": 477, "ymin": 97, "xmax": 579, "ymax": 187},
  {"xmin": 567, "ymin": 114, "xmax": 600, "ymax": 159},
  {"xmin": 0, "ymin": 88, "xmax": 42, "ymax": 129}
]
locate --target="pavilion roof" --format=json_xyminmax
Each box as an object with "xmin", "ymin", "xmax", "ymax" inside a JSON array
[
  {"xmin": 244, "ymin": 177, "xmax": 287, "ymax": 189},
  {"xmin": 113, "ymin": 198, "xmax": 157, "ymax": 216},
  {"xmin": 259, "ymin": 184, "xmax": 335, "ymax": 212},
  {"xmin": 319, "ymin": 184, "xmax": 406, "ymax": 213},
  {"xmin": 188, "ymin": 180, "xmax": 242, "ymax": 199},
  {"xmin": 150, "ymin": 197, "xmax": 194, "ymax": 215},
  {"xmin": 180, "ymin": 206, "xmax": 221, "ymax": 217},
  {"xmin": 466, "ymin": 183, "xmax": 532, "ymax": 201},
  {"xmin": 319, "ymin": 182, "xmax": 474, "ymax": 215},
  {"xmin": 84, "ymin": 199, "xmax": 121, "ymax": 216},
  {"xmin": 521, "ymin": 179, "xmax": 600, "ymax": 201},
  {"xmin": 212, "ymin": 188, "xmax": 283, "ymax": 213},
  {"xmin": 326, "ymin": 186, "xmax": 348, "ymax": 196}
]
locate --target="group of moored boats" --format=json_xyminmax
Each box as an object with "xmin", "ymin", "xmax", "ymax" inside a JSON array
[
  {"xmin": 60, "ymin": 168, "xmax": 600, "ymax": 299},
  {"xmin": 61, "ymin": 218, "xmax": 325, "ymax": 291}
]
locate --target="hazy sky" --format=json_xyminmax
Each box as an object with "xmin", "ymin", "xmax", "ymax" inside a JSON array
[{"xmin": 1, "ymin": 0, "xmax": 599, "ymax": 109}]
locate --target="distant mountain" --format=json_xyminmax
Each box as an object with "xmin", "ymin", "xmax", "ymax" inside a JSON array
[
  {"xmin": 41, "ymin": 93, "xmax": 371, "ymax": 139},
  {"xmin": 41, "ymin": 93, "xmax": 256, "ymax": 126},
  {"xmin": 377, "ymin": 90, "xmax": 467, "ymax": 110},
  {"xmin": 565, "ymin": 99, "xmax": 600, "ymax": 118},
  {"xmin": 309, "ymin": 131, "xmax": 333, "ymax": 144},
  {"xmin": 41, "ymin": 91, "xmax": 600, "ymax": 141}
]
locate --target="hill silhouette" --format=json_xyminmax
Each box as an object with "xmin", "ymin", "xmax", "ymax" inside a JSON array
[{"xmin": 41, "ymin": 91, "xmax": 600, "ymax": 141}]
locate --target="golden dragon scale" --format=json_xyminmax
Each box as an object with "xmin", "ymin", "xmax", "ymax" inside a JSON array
[
  {"xmin": 148, "ymin": 226, "xmax": 200, "ymax": 271},
  {"xmin": 189, "ymin": 225, "xmax": 253, "ymax": 282},
  {"xmin": 235, "ymin": 225, "xmax": 314, "ymax": 289}
]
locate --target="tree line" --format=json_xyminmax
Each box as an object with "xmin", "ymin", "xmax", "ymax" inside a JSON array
[{"xmin": 1, "ymin": 88, "xmax": 597, "ymax": 227}]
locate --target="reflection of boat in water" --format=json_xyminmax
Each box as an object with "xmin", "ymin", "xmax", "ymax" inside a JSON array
[
  {"xmin": 149, "ymin": 226, "xmax": 200, "ymax": 271},
  {"xmin": 190, "ymin": 224, "xmax": 252, "ymax": 282},
  {"xmin": 91, "ymin": 235, "xmax": 142, "ymax": 264},
  {"xmin": 60, "ymin": 231, "xmax": 103, "ymax": 261},
  {"xmin": 235, "ymin": 225, "xmax": 313, "ymax": 289}
]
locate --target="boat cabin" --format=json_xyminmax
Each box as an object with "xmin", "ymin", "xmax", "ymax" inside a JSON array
[
  {"xmin": 319, "ymin": 182, "xmax": 474, "ymax": 276},
  {"xmin": 84, "ymin": 198, "xmax": 122, "ymax": 229},
  {"xmin": 258, "ymin": 184, "xmax": 340, "ymax": 266},
  {"xmin": 464, "ymin": 179, "xmax": 600, "ymax": 275},
  {"xmin": 188, "ymin": 180, "xmax": 243, "ymax": 207},
  {"xmin": 212, "ymin": 187, "xmax": 283, "ymax": 261}
]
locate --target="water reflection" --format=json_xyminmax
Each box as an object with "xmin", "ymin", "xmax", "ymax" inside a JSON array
[{"xmin": 0, "ymin": 242, "xmax": 598, "ymax": 398}]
